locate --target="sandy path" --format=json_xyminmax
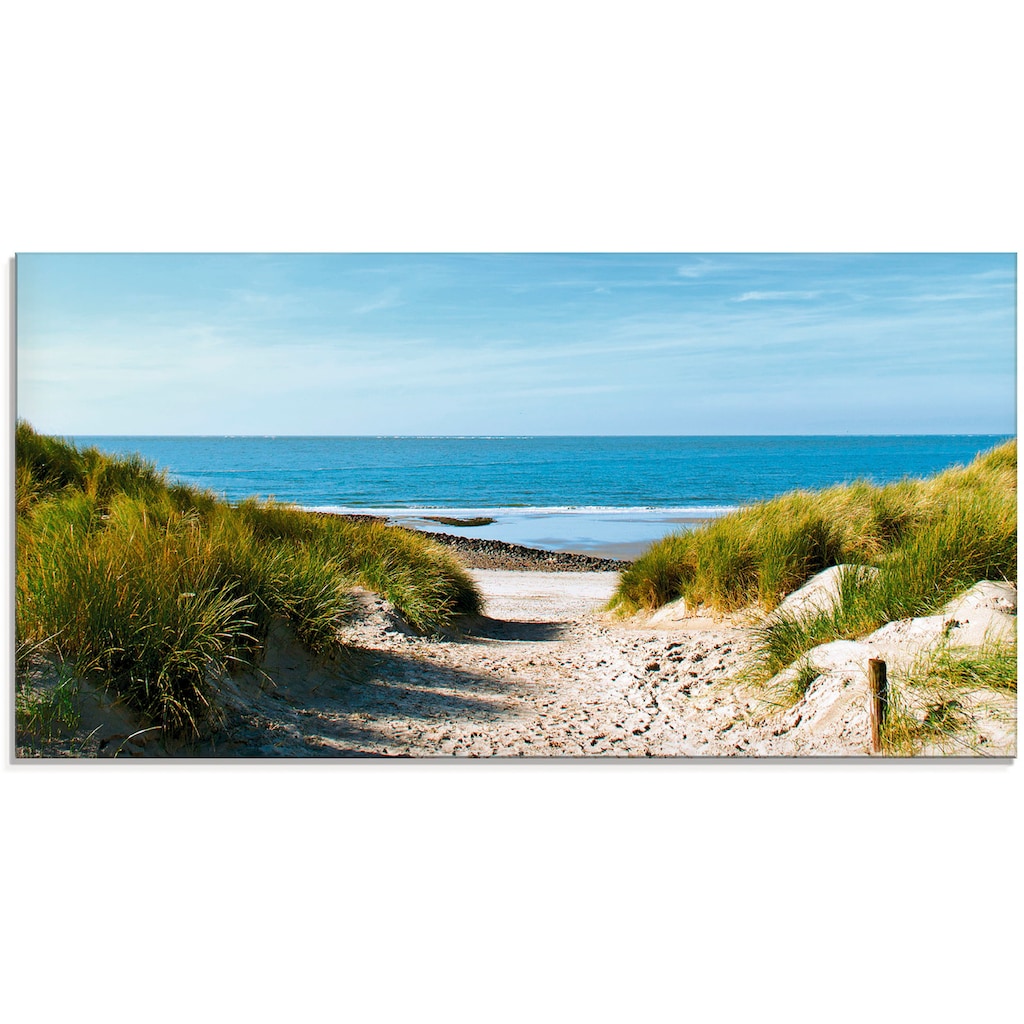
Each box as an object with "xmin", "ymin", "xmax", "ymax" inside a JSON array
[
  {"xmin": 205, "ymin": 570, "xmax": 757, "ymax": 757},
  {"xmin": 469, "ymin": 570, "xmax": 622, "ymax": 621}
]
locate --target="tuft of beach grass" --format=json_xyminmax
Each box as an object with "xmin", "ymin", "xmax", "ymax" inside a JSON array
[{"xmin": 880, "ymin": 639, "xmax": 1017, "ymax": 755}]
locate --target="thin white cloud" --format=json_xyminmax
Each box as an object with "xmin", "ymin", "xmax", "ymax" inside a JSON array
[
  {"xmin": 970, "ymin": 268, "xmax": 1015, "ymax": 281},
  {"xmin": 677, "ymin": 258, "xmax": 721, "ymax": 278},
  {"xmin": 734, "ymin": 290, "xmax": 822, "ymax": 302},
  {"xmin": 510, "ymin": 383, "xmax": 626, "ymax": 399},
  {"xmin": 910, "ymin": 289, "xmax": 1013, "ymax": 303}
]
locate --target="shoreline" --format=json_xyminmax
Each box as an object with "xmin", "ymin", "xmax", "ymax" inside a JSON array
[
  {"xmin": 316, "ymin": 512, "xmax": 635, "ymax": 569},
  {"xmin": 417, "ymin": 529, "xmax": 632, "ymax": 571}
]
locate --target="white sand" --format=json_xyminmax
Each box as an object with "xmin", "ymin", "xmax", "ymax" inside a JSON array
[{"xmin": 469, "ymin": 569, "xmax": 620, "ymax": 619}]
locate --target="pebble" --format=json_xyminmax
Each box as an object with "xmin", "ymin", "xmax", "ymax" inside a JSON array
[{"xmin": 415, "ymin": 531, "xmax": 630, "ymax": 572}]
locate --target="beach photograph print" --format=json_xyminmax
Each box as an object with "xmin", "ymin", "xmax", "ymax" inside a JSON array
[{"xmin": 13, "ymin": 253, "xmax": 1017, "ymax": 758}]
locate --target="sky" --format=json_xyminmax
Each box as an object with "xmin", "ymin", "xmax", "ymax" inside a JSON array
[{"xmin": 15, "ymin": 252, "xmax": 1017, "ymax": 436}]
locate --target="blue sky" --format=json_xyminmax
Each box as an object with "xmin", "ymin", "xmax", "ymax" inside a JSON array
[{"xmin": 16, "ymin": 253, "xmax": 1016, "ymax": 435}]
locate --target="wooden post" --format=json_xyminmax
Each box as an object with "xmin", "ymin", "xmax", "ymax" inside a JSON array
[{"xmin": 868, "ymin": 658, "xmax": 888, "ymax": 754}]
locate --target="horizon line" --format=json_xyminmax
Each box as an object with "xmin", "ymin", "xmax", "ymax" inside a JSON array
[{"xmin": 59, "ymin": 431, "xmax": 1017, "ymax": 440}]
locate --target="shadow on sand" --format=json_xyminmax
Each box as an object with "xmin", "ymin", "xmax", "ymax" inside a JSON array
[
  {"xmin": 252, "ymin": 644, "xmax": 516, "ymax": 750},
  {"xmin": 458, "ymin": 616, "xmax": 568, "ymax": 643},
  {"xmin": 194, "ymin": 645, "xmax": 517, "ymax": 757},
  {"xmin": 190, "ymin": 610, "xmax": 565, "ymax": 756}
]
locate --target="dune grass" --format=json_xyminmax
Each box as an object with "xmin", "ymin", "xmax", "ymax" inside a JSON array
[
  {"xmin": 880, "ymin": 639, "xmax": 1017, "ymax": 755},
  {"xmin": 233, "ymin": 500, "xmax": 482, "ymax": 632},
  {"xmin": 15, "ymin": 423, "xmax": 482, "ymax": 739},
  {"xmin": 15, "ymin": 662, "xmax": 81, "ymax": 743},
  {"xmin": 755, "ymin": 657, "xmax": 823, "ymax": 714}
]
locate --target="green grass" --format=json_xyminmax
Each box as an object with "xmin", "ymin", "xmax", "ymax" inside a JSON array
[
  {"xmin": 750, "ymin": 564, "xmax": 896, "ymax": 682},
  {"xmin": 880, "ymin": 640, "xmax": 1017, "ymax": 755},
  {"xmin": 232, "ymin": 501, "xmax": 482, "ymax": 631},
  {"xmin": 15, "ymin": 666, "xmax": 81, "ymax": 743},
  {"xmin": 15, "ymin": 422, "xmax": 483, "ymax": 740},
  {"xmin": 756, "ymin": 656, "xmax": 822, "ymax": 713},
  {"xmin": 18, "ymin": 495, "xmax": 256, "ymax": 734},
  {"xmin": 749, "ymin": 503, "xmax": 1017, "ymax": 685}
]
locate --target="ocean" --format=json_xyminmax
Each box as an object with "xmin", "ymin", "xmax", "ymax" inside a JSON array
[{"xmin": 71, "ymin": 435, "xmax": 1012, "ymax": 557}]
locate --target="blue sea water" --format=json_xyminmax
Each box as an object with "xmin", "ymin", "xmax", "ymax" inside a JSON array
[{"xmin": 71, "ymin": 435, "xmax": 1013, "ymax": 557}]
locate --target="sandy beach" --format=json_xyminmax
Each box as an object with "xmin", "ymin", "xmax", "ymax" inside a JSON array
[
  {"xmin": 65, "ymin": 562, "xmax": 1001, "ymax": 759},
  {"xmin": 181, "ymin": 568, "xmax": 754, "ymax": 757}
]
